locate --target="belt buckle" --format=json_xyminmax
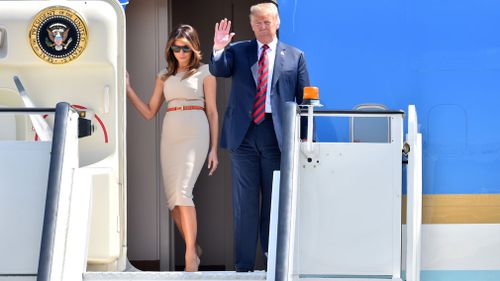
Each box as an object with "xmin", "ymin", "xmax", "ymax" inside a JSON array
[{"xmin": 176, "ymin": 106, "xmax": 184, "ymax": 111}]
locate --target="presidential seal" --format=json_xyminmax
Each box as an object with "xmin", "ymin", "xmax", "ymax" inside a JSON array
[{"xmin": 29, "ymin": 6, "xmax": 88, "ymax": 64}]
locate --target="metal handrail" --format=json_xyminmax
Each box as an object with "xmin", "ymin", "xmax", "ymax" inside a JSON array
[
  {"xmin": 0, "ymin": 108, "xmax": 55, "ymax": 113},
  {"xmin": 273, "ymin": 102, "xmax": 299, "ymax": 281},
  {"xmin": 299, "ymin": 108, "xmax": 405, "ymax": 116},
  {"xmin": 37, "ymin": 102, "xmax": 74, "ymax": 281}
]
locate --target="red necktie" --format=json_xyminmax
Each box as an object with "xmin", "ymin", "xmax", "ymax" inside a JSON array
[{"xmin": 252, "ymin": 44, "xmax": 269, "ymax": 124}]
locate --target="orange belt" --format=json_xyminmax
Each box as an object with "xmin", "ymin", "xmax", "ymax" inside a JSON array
[{"xmin": 167, "ymin": 105, "xmax": 204, "ymax": 112}]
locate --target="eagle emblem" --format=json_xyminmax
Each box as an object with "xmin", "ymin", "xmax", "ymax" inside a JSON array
[
  {"xmin": 45, "ymin": 23, "xmax": 73, "ymax": 51},
  {"xmin": 29, "ymin": 6, "xmax": 88, "ymax": 64}
]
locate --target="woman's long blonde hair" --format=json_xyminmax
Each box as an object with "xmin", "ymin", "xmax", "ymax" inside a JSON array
[{"xmin": 162, "ymin": 24, "xmax": 202, "ymax": 80}]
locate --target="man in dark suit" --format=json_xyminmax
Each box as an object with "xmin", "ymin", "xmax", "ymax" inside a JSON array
[{"xmin": 209, "ymin": 2, "xmax": 310, "ymax": 272}]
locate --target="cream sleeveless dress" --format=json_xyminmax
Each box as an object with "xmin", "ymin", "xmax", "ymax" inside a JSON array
[{"xmin": 159, "ymin": 64, "xmax": 210, "ymax": 210}]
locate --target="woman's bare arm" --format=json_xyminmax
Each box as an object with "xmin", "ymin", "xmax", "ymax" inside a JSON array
[
  {"xmin": 204, "ymin": 74, "xmax": 219, "ymax": 176},
  {"xmin": 126, "ymin": 73, "xmax": 165, "ymax": 120}
]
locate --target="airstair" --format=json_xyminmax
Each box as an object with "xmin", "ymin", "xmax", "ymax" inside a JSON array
[
  {"xmin": 0, "ymin": 0, "xmax": 422, "ymax": 280},
  {"xmin": 0, "ymin": 102, "xmax": 422, "ymax": 281}
]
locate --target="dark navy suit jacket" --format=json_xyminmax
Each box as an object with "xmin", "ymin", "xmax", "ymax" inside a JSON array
[{"xmin": 209, "ymin": 39, "xmax": 310, "ymax": 151}]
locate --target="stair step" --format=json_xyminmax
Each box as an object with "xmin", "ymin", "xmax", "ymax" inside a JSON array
[
  {"xmin": 299, "ymin": 277, "xmax": 402, "ymax": 281},
  {"xmin": 84, "ymin": 271, "xmax": 267, "ymax": 281},
  {"xmin": 300, "ymin": 279, "xmax": 400, "ymax": 281}
]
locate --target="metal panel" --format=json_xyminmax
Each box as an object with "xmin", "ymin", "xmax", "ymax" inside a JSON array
[
  {"xmin": 0, "ymin": 141, "xmax": 51, "ymax": 274},
  {"xmin": 296, "ymin": 142, "xmax": 401, "ymax": 276}
]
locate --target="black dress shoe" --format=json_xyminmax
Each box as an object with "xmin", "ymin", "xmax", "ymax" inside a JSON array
[{"xmin": 236, "ymin": 268, "xmax": 254, "ymax": 272}]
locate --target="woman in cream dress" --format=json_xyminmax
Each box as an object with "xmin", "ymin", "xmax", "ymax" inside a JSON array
[{"xmin": 126, "ymin": 25, "xmax": 218, "ymax": 272}]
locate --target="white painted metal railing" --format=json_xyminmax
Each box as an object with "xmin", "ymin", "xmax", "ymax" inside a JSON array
[
  {"xmin": 269, "ymin": 103, "xmax": 422, "ymax": 281},
  {"xmin": 405, "ymin": 105, "xmax": 423, "ymax": 281}
]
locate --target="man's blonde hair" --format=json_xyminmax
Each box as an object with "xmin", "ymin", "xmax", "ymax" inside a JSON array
[{"xmin": 250, "ymin": 3, "xmax": 280, "ymax": 25}]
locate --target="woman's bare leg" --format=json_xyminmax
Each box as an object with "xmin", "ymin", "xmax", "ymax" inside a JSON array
[
  {"xmin": 171, "ymin": 207, "xmax": 185, "ymax": 239},
  {"xmin": 171, "ymin": 206, "xmax": 202, "ymax": 272},
  {"xmin": 177, "ymin": 206, "xmax": 199, "ymax": 272},
  {"xmin": 172, "ymin": 207, "xmax": 202, "ymax": 255}
]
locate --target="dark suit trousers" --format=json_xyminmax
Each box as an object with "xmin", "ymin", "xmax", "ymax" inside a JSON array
[{"xmin": 230, "ymin": 117, "xmax": 281, "ymax": 270}]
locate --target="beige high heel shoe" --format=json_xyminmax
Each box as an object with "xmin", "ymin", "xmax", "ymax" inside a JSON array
[{"xmin": 185, "ymin": 253, "xmax": 200, "ymax": 272}]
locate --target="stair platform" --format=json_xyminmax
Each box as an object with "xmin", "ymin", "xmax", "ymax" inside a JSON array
[{"xmin": 84, "ymin": 271, "xmax": 266, "ymax": 281}]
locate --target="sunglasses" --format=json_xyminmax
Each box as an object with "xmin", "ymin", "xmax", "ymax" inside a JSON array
[{"xmin": 171, "ymin": 45, "xmax": 192, "ymax": 53}]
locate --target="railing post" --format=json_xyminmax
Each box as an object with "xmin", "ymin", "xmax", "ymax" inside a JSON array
[
  {"xmin": 273, "ymin": 102, "xmax": 300, "ymax": 281},
  {"xmin": 38, "ymin": 102, "xmax": 78, "ymax": 281}
]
